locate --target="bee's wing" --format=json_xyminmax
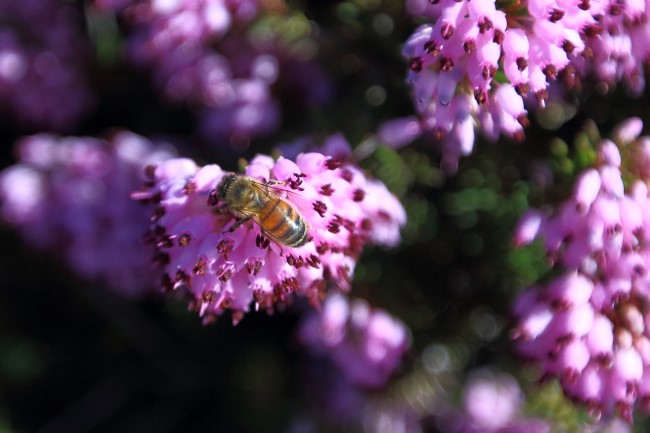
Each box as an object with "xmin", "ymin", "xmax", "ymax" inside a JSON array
[{"xmin": 249, "ymin": 178, "xmax": 310, "ymax": 207}]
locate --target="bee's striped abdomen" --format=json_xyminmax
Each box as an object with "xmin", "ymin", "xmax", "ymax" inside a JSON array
[{"xmin": 259, "ymin": 198, "xmax": 308, "ymax": 247}]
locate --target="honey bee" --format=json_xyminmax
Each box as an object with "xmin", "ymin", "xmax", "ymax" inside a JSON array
[{"xmin": 215, "ymin": 173, "xmax": 309, "ymax": 248}]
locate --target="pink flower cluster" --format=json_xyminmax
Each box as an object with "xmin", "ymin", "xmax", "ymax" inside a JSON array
[
  {"xmin": 401, "ymin": 0, "xmax": 650, "ymax": 170},
  {"xmin": 0, "ymin": 132, "xmax": 175, "ymax": 297},
  {"xmin": 571, "ymin": 0, "xmax": 650, "ymax": 94},
  {"xmin": 0, "ymin": 0, "xmax": 94, "ymax": 131},
  {"xmin": 512, "ymin": 118, "xmax": 650, "ymax": 422},
  {"xmin": 133, "ymin": 151, "xmax": 406, "ymax": 323},
  {"xmin": 299, "ymin": 293, "xmax": 410, "ymax": 388}
]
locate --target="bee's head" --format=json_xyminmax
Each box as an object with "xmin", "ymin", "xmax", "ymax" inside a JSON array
[{"xmin": 216, "ymin": 173, "xmax": 237, "ymax": 200}]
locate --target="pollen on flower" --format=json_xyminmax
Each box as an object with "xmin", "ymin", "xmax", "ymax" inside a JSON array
[{"xmin": 134, "ymin": 151, "xmax": 406, "ymax": 323}]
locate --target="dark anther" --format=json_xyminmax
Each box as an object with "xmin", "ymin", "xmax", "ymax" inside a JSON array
[
  {"xmin": 478, "ymin": 17, "xmax": 493, "ymax": 33},
  {"xmin": 306, "ymin": 255, "xmax": 321, "ymax": 268},
  {"xmin": 340, "ymin": 169, "xmax": 354, "ymax": 182},
  {"xmin": 319, "ymin": 184, "xmax": 334, "ymax": 196},
  {"xmin": 325, "ymin": 158, "xmax": 341, "ymax": 170},
  {"xmin": 440, "ymin": 56, "xmax": 454, "ymax": 72},
  {"xmin": 216, "ymin": 239, "xmax": 233, "ymax": 260},
  {"xmin": 474, "ymin": 89, "xmax": 488, "ymax": 105},
  {"xmin": 463, "ymin": 39, "xmax": 476, "ymax": 53},
  {"xmin": 327, "ymin": 221, "xmax": 341, "ymax": 234},
  {"xmin": 256, "ymin": 234, "xmax": 270, "ymax": 249},
  {"xmin": 516, "ymin": 57, "xmax": 527, "ymax": 71},
  {"xmin": 179, "ymin": 233, "xmax": 191, "ymax": 246},
  {"xmin": 543, "ymin": 64, "xmax": 558, "ymax": 79},
  {"xmin": 517, "ymin": 114, "xmax": 530, "ymax": 128},
  {"xmin": 441, "ymin": 23, "xmax": 454, "ymax": 39},
  {"xmin": 514, "ymin": 83, "xmax": 529, "ymax": 96},
  {"xmin": 549, "ymin": 8, "xmax": 565, "ymax": 22},
  {"xmin": 193, "ymin": 257, "xmax": 207, "ymax": 275},
  {"xmin": 493, "ymin": 29, "xmax": 504, "ymax": 44},
  {"xmin": 562, "ymin": 40, "xmax": 576, "ymax": 53},
  {"xmin": 289, "ymin": 173, "xmax": 305, "ymax": 191},
  {"xmin": 313, "ymin": 200, "xmax": 327, "ymax": 217},
  {"xmin": 202, "ymin": 290, "xmax": 217, "ymax": 303},
  {"xmin": 409, "ymin": 57, "xmax": 423, "ymax": 73},
  {"xmin": 424, "ymin": 41, "xmax": 440, "ymax": 56}
]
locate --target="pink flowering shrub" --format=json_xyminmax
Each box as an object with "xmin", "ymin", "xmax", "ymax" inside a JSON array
[
  {"xmin": 133, "ymin": 152, "xmax": 406, "ymax": 323},
  {"xmin": 299, "ymin": 293, "xmax": 410, "ymax": 388},
  {"xmin": 401, "ymin": 0, "xmax": 650, "ymax": 170},
  {"xmin": 0, "ymin": 132, "xmax": 175, "ymax": 297},
  {"xmin": 511, "ymin": 118, "xmax": 650, "ymax": 422}
]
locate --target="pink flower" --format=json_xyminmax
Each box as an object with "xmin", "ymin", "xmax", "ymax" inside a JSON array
[
  {"xmin": 513, "ymin": 210, "xmax": 544, "ymax": 247},
  {"xmin": 377, "ymin": 116, "xmax": 424, "ymax": 150},
  {"xmin": 133, "ymin": 153, "xmax": 406, "ymax": 323},
  {"xmin": 463, "ymin": 372, "xmax": 522, "ymax": 431},
  {"xmin": 0, "ymin": 132, "xmax": 175, "ymax": 297},
  {"xmin": 299, "ymin": 293, "xmax": 410, "ymax": 388}
]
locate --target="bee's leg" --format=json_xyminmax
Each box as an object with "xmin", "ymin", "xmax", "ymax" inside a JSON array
[{"xmin": 225, "ymin": 215, "xmax": 253, "ymax": 233}]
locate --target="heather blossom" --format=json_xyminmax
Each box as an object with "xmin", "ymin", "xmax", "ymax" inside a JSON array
[
  {"xmin": 401, "ymin": 0, "xmax": 650, "ymax": 170},
  {"xmin": 299, "ymin": 293, "xmax": 411, "ymax": 388},
  {"xmin": 0, "ymin": 132, "xmax": 175, "ymax": 297},
  {"xmin": 132, "ymin": 150, "xmax": 406, "ymax": 323},
  {"xmin": 511, "ymin": 118, "xmax": 650, "ymax": 422},
  {"xmin": 0, "ymin": 0, "xmax": 94, "ymax": 131}
]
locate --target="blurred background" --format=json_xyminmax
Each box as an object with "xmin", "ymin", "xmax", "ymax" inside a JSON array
[{"xmin": 2, "ymin": 0, "xmax": 650, "ymax": 432}]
